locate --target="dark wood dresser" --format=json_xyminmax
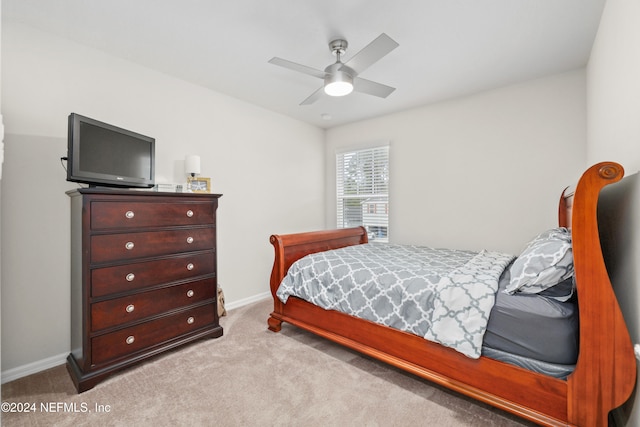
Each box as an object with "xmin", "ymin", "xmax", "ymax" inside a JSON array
[{"xmin": 66, "ymin": 188, "xmax": 223, "ymax": 392}]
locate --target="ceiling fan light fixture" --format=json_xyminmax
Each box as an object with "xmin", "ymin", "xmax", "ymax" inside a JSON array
[
  {"xmin": 324, "ymin": 81, "xmax": 353, "ymax": 97},
  {"xmin": 324, "ymin": 70, "xmax": 354, "ymax": 97}
]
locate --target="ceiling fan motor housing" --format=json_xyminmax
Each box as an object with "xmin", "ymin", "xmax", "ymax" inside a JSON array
[{"xmin": 329, "ymin": 39, "xmax": 348, "ymax": 56}]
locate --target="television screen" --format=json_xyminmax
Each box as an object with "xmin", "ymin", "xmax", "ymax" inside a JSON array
[{"xmin": 67, "ymin": 113, "xmax": 155, "ymax": 188}]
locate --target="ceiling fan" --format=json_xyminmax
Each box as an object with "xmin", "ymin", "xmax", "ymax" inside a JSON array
[{"xmin": 268, "ymin": 33, "xmax": 399, "ymax": 105}]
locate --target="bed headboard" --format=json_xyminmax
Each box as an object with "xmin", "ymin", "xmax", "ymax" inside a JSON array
[
  {"xmin": 597, "ymin": 170, "xmax": 639, "ymax": 422},
  {"xmin": 566, "ymin": 161, "xmax": 636, "ymax": 424}
]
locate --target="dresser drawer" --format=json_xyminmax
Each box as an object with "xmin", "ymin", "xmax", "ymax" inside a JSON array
[
  {"xmin": 91, "ymin": 303, "xmax": 216, "ymax": 366},
  {"xmin": 91, "ymin": 251, "xmax": 215, "ymax": 297},
  {"xmin": 91, "ymin": 227, "xmax": 215, "ymax": 263},
  {"xmin": 91, "ymin": 201, "xmax": 215, "ymax": 230},
  {"xmin": 91, "ymin": 279, "xmax": 215, "ymax": 331}
]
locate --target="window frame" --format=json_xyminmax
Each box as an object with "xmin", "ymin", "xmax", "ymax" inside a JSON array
[{"xmin": 335, "ymin": 144, "xmax": 389, "ymax": 242}]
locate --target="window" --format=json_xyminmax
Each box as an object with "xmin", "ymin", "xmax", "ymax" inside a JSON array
[{"xmin": 336, "ymin": 145, "xmax": 389, "ymax": 242}]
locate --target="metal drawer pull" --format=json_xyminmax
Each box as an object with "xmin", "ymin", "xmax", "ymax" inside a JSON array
[
  {"xmin": 186, "ymin": 263, "xmax": 194, "ymax": 271},
  {"xmin": 187, "ymin": 317, "xmax": 195, "ymax": 325},
  {"xmin": 125, "ymin": 210, "xmax": 135, "ymax": 219},
  {"xmin": 126, "ymin": 336, "xmax": 135, "ymax": 345},
  {"xmin": 126, "ymin": 273, "xmax": 135, "ymax": 282},
  {"xmin": 187, "ymin": 290, "xmax": 194, "ymax": 298},
  {"xmin": 186, "ymin": 236, "xmax": 194, "ymax": 244},
  {"xmin": 126, "ymin": 304, "xmax": 135, "ymax": 313},
  {"xmin": 186, "ymin": 210, "xmax": 194, "ymax": 218},
  {"xmin": 125, "ymin": 241, "xmax": 135, "ymax": 250}
]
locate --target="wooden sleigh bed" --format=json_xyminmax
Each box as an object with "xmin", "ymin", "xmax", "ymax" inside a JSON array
[{"xmin": 267, "ymin": 162, "xmax": 637, "ymax": 426}]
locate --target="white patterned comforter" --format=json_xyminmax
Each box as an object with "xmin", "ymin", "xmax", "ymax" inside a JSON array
[{"xmin": 276, "ymin": 243, "xmax": 515, "ymax": 358}]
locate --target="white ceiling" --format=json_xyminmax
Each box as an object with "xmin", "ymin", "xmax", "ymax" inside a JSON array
[{"xmin": 3, "ymin": 0, "xmax": 605, "ymax": 129}]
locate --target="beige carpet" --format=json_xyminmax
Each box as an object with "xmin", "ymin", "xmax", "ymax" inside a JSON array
[{"xmin": 2, "ymin": 299, "xmax": 534, "ymax": 426}]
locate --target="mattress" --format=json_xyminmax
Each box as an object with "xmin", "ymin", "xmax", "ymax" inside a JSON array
[
  {"xmin": 484, "ymin": 268, "xmax": 579, "ymax": 366},
  {"xmin": 481, "ymin": 347, "xmax": 575, "ymax": 380}
]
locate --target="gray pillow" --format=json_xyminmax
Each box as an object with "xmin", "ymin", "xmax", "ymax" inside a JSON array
[{"xmin": 505, "ymin": 227, "xmax": 573, "ymax": 295}]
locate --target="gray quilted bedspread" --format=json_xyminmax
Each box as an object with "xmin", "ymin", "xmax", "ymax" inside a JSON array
[{"xmin": 276, "ymin": 243, "xmax": 515, "ymax": 358}]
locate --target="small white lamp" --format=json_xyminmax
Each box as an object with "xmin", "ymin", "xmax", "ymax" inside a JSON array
[{"xmin": 185, "ymin": 155, "xmax": 201, "ymax": 191}]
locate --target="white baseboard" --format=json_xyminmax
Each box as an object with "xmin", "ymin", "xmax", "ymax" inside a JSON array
[
  {"xmin": 1, "ymin": 352, "xmax": 68, "ymax": 384},
  {"xmin": 1, "ymin": 292, "xmax": 272, "ymax": 384},
  {"xmin": 225, "ymin": 291, "xmax": 271, "ymax": 311}
]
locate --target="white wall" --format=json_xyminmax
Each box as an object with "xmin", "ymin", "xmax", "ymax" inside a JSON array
[
  {"xmin": 587, "ymin": 1, "xmax": 640, "ymax": 173},
  {"xmin": 0, "ymin": 23, "xmax": 325, "ymax": 376},
  {"xmin": 587, "ymin": 0, "xmax": 640, "ymax": 425},
  {"xmin": 326, "ymin": 70, "xmax": 587, "ymax": 255}
]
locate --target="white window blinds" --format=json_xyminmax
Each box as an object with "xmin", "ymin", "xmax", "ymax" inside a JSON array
[{"xmin": 336, "ymin": 145, "xmax": 389, "ymax": 242}]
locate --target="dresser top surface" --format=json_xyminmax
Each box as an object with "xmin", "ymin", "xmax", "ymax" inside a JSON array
[{"xmin": 66, "ymin": 188, "xmax": 222, "ymax": 199}]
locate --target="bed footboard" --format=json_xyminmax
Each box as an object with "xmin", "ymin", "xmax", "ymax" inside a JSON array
[{"xmin": 268, "ymin": 226, "xmax": 367, "ymax": 331}]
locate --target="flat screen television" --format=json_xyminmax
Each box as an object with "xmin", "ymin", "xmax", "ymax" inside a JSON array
[{"xmin": 66, "ymin": 113, "xmax": 155, "ymax": 188}]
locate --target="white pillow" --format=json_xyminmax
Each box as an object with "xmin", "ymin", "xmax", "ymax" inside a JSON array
[{"xmin": 505, "ymin": 228, "xmax": 573, "ymax": 295}]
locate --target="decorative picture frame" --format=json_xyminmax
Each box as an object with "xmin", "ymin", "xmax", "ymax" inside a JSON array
[{"xmin": 189, "ymin": 177, "xmax": 211, "ymax": 193}]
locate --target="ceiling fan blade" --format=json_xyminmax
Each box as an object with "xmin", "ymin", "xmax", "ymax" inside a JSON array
[
  {"xmin": 342, "ymin": 33, "xmax": 399, "ymax": 75},
  {"xmin": 353, "ymin": 77, "xmax": 396, "ymax": 98},
  {"xmin": 300, "ymin": 86, "xmax": 325, "ymax": 105},
  {"xmin": 268, "ymin": 57, "xmax": 327, "ymax": 79}
]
